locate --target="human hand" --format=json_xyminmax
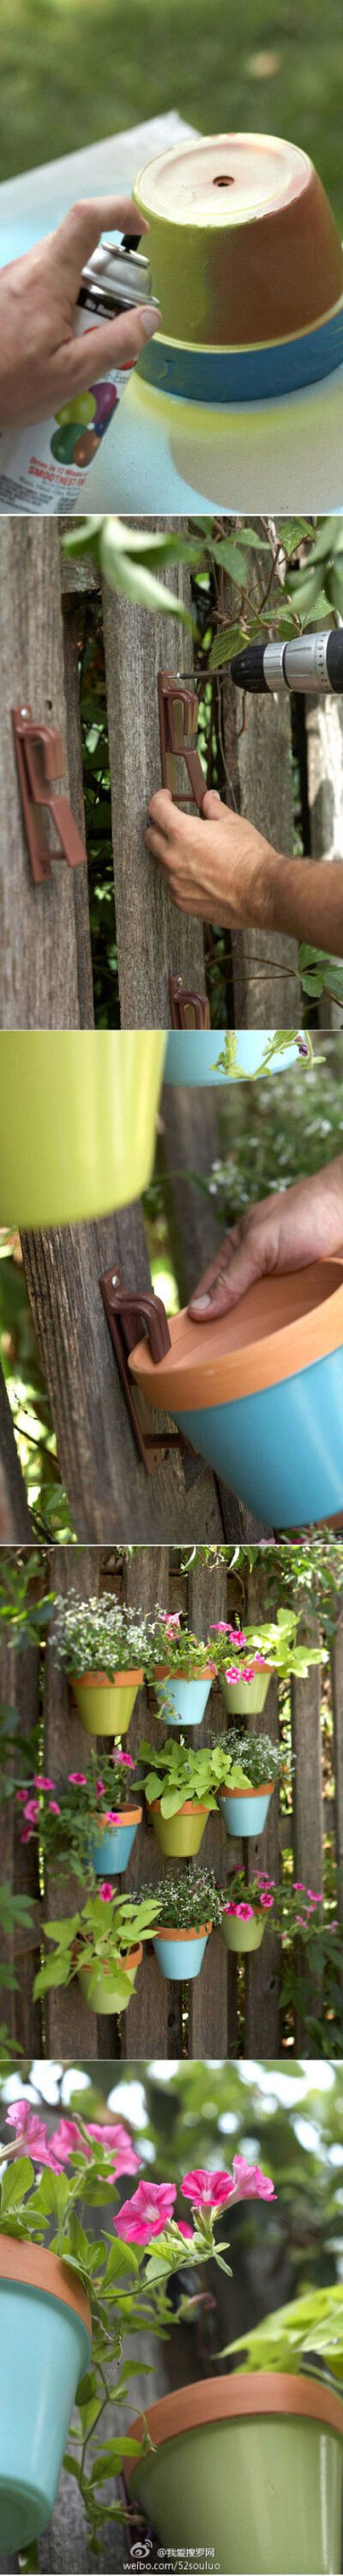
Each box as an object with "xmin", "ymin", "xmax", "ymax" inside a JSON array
[
  {"xmin": 146, "ymin": 786, "xmax": 275, "ymax": 926},
  {"xmin": 188, "ymin": 1159, "xmax": 343, "ymax": 1321},
  {"xmin": 0, "ymin": 197, "xmax": 161, "ymax": 428}
]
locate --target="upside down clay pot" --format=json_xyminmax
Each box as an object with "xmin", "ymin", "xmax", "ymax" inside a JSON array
[
  {"xmin": 150, "ymin": 1798, "xmax": 210, "ymax": 1859},
  {"xmin": 222, "ymin": 1910, "xmax": 266, "ymax": 1955},
  {"xmin": 0, "ymin": 1032, "xmax": 165, "ymax": 1228},
  {"xmin": 165, "ymin": 1031, "xmax": 299, "ymax": 1086},
  {"xmin": 70, "ymin": 1671, "xmax": 144, "ymax": 1736},
  {"xmin": 77, "ymin": 1941, "xmax": 142, "ymax": 2015},
  {"xmin": 153, "ymin": 1923, "xmax": 212, "ymax": 1980},
  {"xmin": 154, "ymin": 1668, "xmax": 214, "ymax": 1728},
  {"xmin": 129, "ymin": 1261, "xmax": 343, "ymax": 1528},
  {"xmin": 0, "ymin": 2236, "xmax": 91, "ymax": 2553},
  {"xmin": 221, "ymin": 1662, "xmax": 272, "ymax": 1716},
  {"xmin": 220, "ymin": 1782, "xmax": 274, "ymax": 1838},
  {"xmin": 91, "ymin": 1806, "xmax": 142, "ymax": 1875},
  {"xmin": 130, "ymin": 133, "xmax": 343, "ymax": 408},
  {"xmin": 126, "ymin": 2373, "xmax": 343, "ymax": 2574}
]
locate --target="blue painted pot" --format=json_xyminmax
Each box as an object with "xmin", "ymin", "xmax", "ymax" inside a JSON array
[
  {"xmin": 153, "ymin": 1926, "xmax": 211, "ymax": 1980},
  {"xmin": 91, "ymin": 1806, "xmax": 141, "ymax": 1875},
  {"xmin": 0, "ymin": 2243, "xmax": 92, "ymax": 2552},
  {"xmin": 154, "ymin": 1672, "xmax": 213, "ymax": 1728},
  {"xmin": 165, "ymin": 1031, "xmax": 299, "ymax": 1087},
  {"xmin": 137, "ymin": 299, "xmax": 343, "ymax": 404},
  {"xmin": 129, "ymin": 1261, "xmax": 343, "ymax": 1531},
  {"xmin": 220, "ymin": 1786, "xmax": 274, "ymax": 1837}
]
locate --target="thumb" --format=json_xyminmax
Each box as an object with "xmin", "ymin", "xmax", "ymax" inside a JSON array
[{"xmin": 202, "ymin": 789, "xmax": 225, "ymax": 821}]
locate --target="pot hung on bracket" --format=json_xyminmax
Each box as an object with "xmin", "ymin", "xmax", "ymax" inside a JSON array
[
  {"xmin": 153, "ymin": 1923, "xmax": 212, "ymax": 1980},
  {"xmin": 128, "ymin": 1260, "xmax": 343, "ymax": 1529},
  {"xmin": 91, "ymin": 1806, "xmax": 142, "ymax": 1874},
  {"xmin": 70, "ymin": 1671, "xmax": 144, "ymax": 1737},
  {"xmin": 0, "ymin": 2237, "xmax": 92, "ymax": 2554},
  {"xmin": 220, "ymin": 1782, "xmax": 274, "ymax": 1838},
  {"xmin": 0, "ymin": 1033, "xmax": 165, "ymax": 1229},
  {"xmin": 154, "ymin": 1670, "xmax": 214, "ymax": 1728},
  {"xmin": 126, "ymin": 2372, "xmax": 343, "ymax": 2575}
]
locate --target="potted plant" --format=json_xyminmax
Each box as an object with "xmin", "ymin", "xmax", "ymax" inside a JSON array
[
  {"xmin": 148, "ymin": 1610, "xmax": 215, "ymax": 1728},
  {"xmin": 33, "ymin": 1890, "xmax": 159, "ymax": 2015},
  {"xmin": 165, "ymin": 1029, "xmax": 307, "ymax": 1087},
  {"xmin": 127, "ymin": 1262, "xmax": 343, "ymax": 1528},
  {"xmin": 211, "ymin": 1732, "xmax": 284, "ymax": 1838},
  {"xmin": 0, "ymin": 1030, "xmax": 165, "ymax": 1228},
  {"xmin": 0, "ymin": 2100, "xmax": 239, "ymax": 2557},
  {"xmin": 141, "ymin": 1734, "xmax": 218, "ymax": 1858},
  {"xmin": 209, "ymin": 1609, "xmax": 323, "ymax": 1716},
  {"xmin": 15, "ymin": 1748, "xmax": 143, "ymax": 1880},
  {"xmin": 141, "ymin": 1866, "xmax": 222, "ymax": 1980},
  {"xmin": 221, "ymin": 1867, "xmax": 274, "ymax": 1954},
  {"xmin": 129, "ymin": 2276, "xmax": 343, "ymax": 2575},
  {"xmin": 52, "ymin": 1593, "xmax": 149, "ymax": 1735}
]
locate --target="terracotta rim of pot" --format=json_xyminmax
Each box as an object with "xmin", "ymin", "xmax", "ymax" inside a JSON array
[
  {"xmin": 154, "ymin": 1664, "xmax": 214, "ymax": 1681},
  {"xmin": 93, "ymin": 1805, "xmax": 142, "ymax": 1830},
  {"xmin": 153, "ymin": 1921, "xmax": 212, "ymax": 1942},
  {"xmin": 76, "ymin": 1942, "xmax": 142, "ymax": 1978},
  {"xmin": 150, "ymin": 1798, "xmax": 211, "ymax": 1818},
  {"xmin": 125, "ymin": 2369, "xmax": 343, "ymax": 2481},
  {"xmin": 0, "ymin": 2232, "xmax": 92, "ymax": 2336},
  {"xmin": 129, "ymin": 1258, "xmax": 343, "ymax": 1410},
  {"xmin": 220, "ymin": 1781, "xmax": 274, "ymax": 1801},
  {"xmin": 70, "ymin": 1668, "xmax": 144, "ymax": 1689}
]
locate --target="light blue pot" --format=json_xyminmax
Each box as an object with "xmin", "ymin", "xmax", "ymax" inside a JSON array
[
  {"xmin": 153, "ymin": 1929, "xmax": 210, "ymax": 1980},
  {"xmin": 155, "ymin": 1674, "xmax": 213, "ymax": 1727},
  {"xmin": 137, "ymin": 300, "xmax": 343, "ymax": 402},
  {"xmin": 173, "ymin": 1345, "xmax": 343, "ymax": 1527},
  {"xmin": 165, "ymin": 1031, "xmax": 298, "ymax": 1087},
  {"xmin": 0, "ymin": 2275, "xmax": 91, "ymax": 2552},
  {"xmin": 220, "ymin": 1788, "xmax": 274, "ymax": 1837},
  {"xmin": 91, "ymin": 1808, "xmax": 141, "ymax": 1875}
]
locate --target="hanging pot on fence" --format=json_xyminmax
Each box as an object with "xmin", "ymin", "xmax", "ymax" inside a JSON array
[
  {"xmin": 70, "ymin": 1670, "xmax": 144, "ymax": 1736},
  {"xmin": 221, "ymin": 1662, "xmax": 272, "ymax": 1716},
  {"xmin": 165, "ymin": 1031, "xmax": 299, "ymax": 1086},
  {"xmin": 153, "ymin": 1922, "xmax": 212, "ymax": 1980},
  {"xmin": 0, "ymin": 2235, "xmax": 92, "ymax": 2554},
  {"xmin": 149, "ymin": 1797, "xmax": 210, "ymax": 1858},
  {"xmin": 128, "ymin": 1261, "xmax": 343, "ymax": 1528},
  {"xmin": 221, "ymin": 1908, "xmax": 266, "ymax": 1955},
  {"xmin": 0, "ymin": 1032, "xmax": 165, "ymax": 1228},
  {"xmin": 77, "ymin": 1940, "xmax": 142, "ymax": 2014},
  {"xmin": 154, "ymin": 1666, "xmax": 214, "ymax": 1728},
  {"xmin": 220, "ymin": 1782, "xmax": 274, "ymax": 1838},
  {"xmin": 91, "ymin": 1805, "xmax": 142, "ymax": 1874},
  {"xmin": 126, "ymin": 2372, "xmax": 343, "ymax": 2574}
]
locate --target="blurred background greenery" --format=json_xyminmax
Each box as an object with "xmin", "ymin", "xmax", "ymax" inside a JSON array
[{"xmin": 1, "ymin": 0, "xmax": 343, "ymax": 203}]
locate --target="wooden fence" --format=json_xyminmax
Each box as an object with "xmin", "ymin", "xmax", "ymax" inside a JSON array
[{"xmin": 1, "ymin": 1545, "xmax": 342, "ymax": 2063}]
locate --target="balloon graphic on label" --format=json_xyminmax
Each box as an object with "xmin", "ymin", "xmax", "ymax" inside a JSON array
[
  {"xmin": 56, "ymin": 392, "xmax": 98, "ymax": 427},
  {"xmin": 51, "ymin": 424, "xmax": 80, "ymax": 463}
]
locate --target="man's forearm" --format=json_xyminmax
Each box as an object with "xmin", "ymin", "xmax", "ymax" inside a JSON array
[{"xmin": 244, "ymin": 849, "xmax": 343, "ymax": 956}]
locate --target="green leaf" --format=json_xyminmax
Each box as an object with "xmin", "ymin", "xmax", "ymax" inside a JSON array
[{"xmin": 1, "ymin": 2156, "xmax": 33, "ymax": 2209}]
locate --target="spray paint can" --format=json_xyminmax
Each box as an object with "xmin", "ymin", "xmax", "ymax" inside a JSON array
[{"xmin": 0, "ymin": 238, "xmax": 157, "ymax": 514}]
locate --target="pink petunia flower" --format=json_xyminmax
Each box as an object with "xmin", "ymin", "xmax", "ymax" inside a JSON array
[
  {"xmin": 115, "ymin": 2180, "xmax": 177, "ymax": 2243},
  {"xmin": 6, "ymin": 2101, "xmax": 63, "ymax": 2171},
  {"xmin": 231, "ymin": 2154, "xmax": 275, "ymax": 2202},
  {"xmin": 305, "ymin": 1890, "xmax": 322, "ymax": 1903},
  {"xmin": 103, "ymin": 1811, "xmax": 120, "ymax": 1826},
  {"xmin": 224, "ymin": 1665, "xmax": 244, "ymax": 1686},
  {"xmin": 23, "ymin": 1799, "xmax": 39, "ymax": 1824},
  {"xmin": 33, "ymin": 1774, "xmax": 55, "ymax": 1793},
  {"xmin": 235, "ymin": 1902, "xmax": 254, "ymax": 1920},
  {"xmin": 96, "ymin": 1780, "xmax": 105, "ymax": 1794},
  {"xmin": 293, "ymin": 1883, "xmax": 304, "ymax": 1892},
  {"xmin": 99, "ymin": 1881, "xmax": 114, "ymax": 1902},
  {"xmin": 182, "ymin": 2157, "xmax": 275, "ymax": 2213},
  {"xmin": 49, "ymin": 1800, "xmax": 61, "ymax": 1815},
  {"xmin": 16, "ymin": 1788, "xmax": 27, "ymax": 1803},
  {"xmin": 21, "ymin": 1827, "xmax": 33, "ymax": 1842},
  {"xmin": 48, "ymin": 2116, "xmax": 141, "ymax": 2178},
  {"xmin": 69, "ymin": 1772, "xmax": 87, "ymax": 1787},
  {"xmin": 178, "ymin": 2220, "xmax": 194, "ymax": 2240},
  {"xmin": 259, "ymin": 1892, "xmax": 274, "ymax": 1910}
]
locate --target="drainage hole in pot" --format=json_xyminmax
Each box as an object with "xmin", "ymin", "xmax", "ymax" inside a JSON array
[{"xmin": 214, "ymin": 174, "xmax": 234, "ymax": 186}]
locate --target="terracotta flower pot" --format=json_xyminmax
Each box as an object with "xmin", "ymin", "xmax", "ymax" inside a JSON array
[
  {"xmin": 133, "ymin": 134, "xmax": 343, "ymax": 408},
  {"xmin": 154, "ymin": 1666, "xmax": 214, "ymax": 1728},
  {"xmin": 0, "ymin": 2235, "xmax": 91, "ymax": 2553},
  {"xmin": 0, "ymin": 1032, "xmax": 165, "ymax": 1228},
  {"xmin": 150, "ymin": 1797, "xmax": 210, "ymax": 1859},
  {"xmin": 165, "ymin": 1031, "xmax": 299, "ymax": 1086},
  {"xmin": 153, "ymin": 1922, "xmax": 212, "ymax": 1980},
  {"xmin": 221, "ymin": 1662, "xmax": 272, "ymax": 1716},
  {"xmin": 221, "ymin": 1909, "xmax": 266, "ymax": 1955},
  {"xmin": 129, "ymin": 1260, "xmax": 343, "ymax": 1528},
  {"xmin": 220, "ymin": 1782, "xmax": 274, "ymax": 1838},
  {"xmin": 126, "ymin": 2371, "xmax": 343, "ymax": 2573},
  {"xmin": 77, "ymin": 1940, "xmax": 142, "ymax": 2015},
  {"xmin": 70, "ymin": 1669, "xmax": 144, "ymax": 1736},
  {"xmin": 91, "ymin": 1805, "xmax": 142, "ymax": 1875}
]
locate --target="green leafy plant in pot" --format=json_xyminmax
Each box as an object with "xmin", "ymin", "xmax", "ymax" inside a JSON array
[
  {"xmin": 52, "ymin": 1591, "xmax": 151, "ymax": 1734},
  {"xmin": 141, "ymin": 1865, "xmax": 222, "ymax": 1980},
  {"xmin": 33, "ymin": 1890, "xmax": 159, "ymax": 2015},
  {"xmin": 141, "ymin": 1734, "xmax": 219, "ymax": 1859},
  {"xmin": 209, "ymin": 1609, "xmax": 324, "ymax": 1716}
]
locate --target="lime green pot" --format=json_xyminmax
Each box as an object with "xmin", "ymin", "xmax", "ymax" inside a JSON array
[
  {"xmin": 150, "ymin": 1798, "xmax": 210, "ymax": 1858},
  {"xmin": 127, "ymin": 2372, "xmax": 343, "ymax": 2574},
  {"xmin": 0, "ymin": 1033, "xmax": 165, "ymax": 1228},
  {"xmin": 221, "ymin": 1909, "xmax": 266, "ymax": 1955},
  {"xmin": 77, "ymin": 1941, "xmax": 142, "ymax": 2015},
  {"xmin": 70, "ymin": 1670, "xmax": 143, "ymax": 1736},
  {"xmin": 221, "ymin": 1664, "xmax": 272, "ymax": 1717}
]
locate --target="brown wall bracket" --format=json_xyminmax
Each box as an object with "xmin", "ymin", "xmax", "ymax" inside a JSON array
[
  {"xmin": 12, "ymin": 706, "xmax": 87, "ymax": 883},
  {"xmin": 99, "ymin": 1267, "xmax": 183, "ymax": 1474},
  {"xmin": 158, "ymin": 672, "xmax": 207, "ymax": 812},
  {"xmin": 169, "ymin": 975, "xmax": 210, "ymax": 1029}
]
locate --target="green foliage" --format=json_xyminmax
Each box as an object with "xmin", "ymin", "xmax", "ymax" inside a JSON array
[
  {"xmin": 141, "ymin": 1865, "xmax": 223, "ymax": 1930},
  {"xmin": 224, "ymin": 2281, "xmax": 343, "ymax": 2381},
  {"xmin": 0, "ymin": 1551, "xmax": 55, "ymax": 1650},
  {"xmin": 213, "ymin": 1031, "xmax": 317, "ymax": 1078},
  {"xmin": 141, "ymin": 1732, "xmax": 220, "ymax": 1817},
  {"xmin": 64, "ymin": 520, "xmax": 196, "ymax": 623},
  {"xmin": 216, "ymin": 1732, "xmax": 284, "ymax": 1789},
  {"xmin": 52, "ymin": 1590, "xmax": 155, "ymax": 1675},
  {"xmin": 33, "ymin": 1889, "xmax": 160, "ymax": 2002},
  {"xmin": 5, "ymin": 1747, "xmax": 143, "ymax": 1887},
  {"xmin": 202, "ymin": 1044, "xmax": 343, "ymax": 1226},
  {"xmin": 209, "ymin": 1609, "xmax": 324, "ymax": 1680}
]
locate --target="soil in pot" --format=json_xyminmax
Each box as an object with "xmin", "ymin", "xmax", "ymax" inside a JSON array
[
  {"xmin": 153, "ymin": 1924, "xmax": 212, "ymax": 1979},
  {"xmin": 126, "ymin": 2371, "xmax": 343, "ymax": 2574},
  {"xmin": 150, "ymin": 1798, "xmax": 210, "ymax": 1859},
  {"xmin": 70, "ymin": 1671, "xmax": 143, "ymax": 1735},
  {"xmin": 0, "ymin": 2237, "xmax": 91, "ymax": 2553}
]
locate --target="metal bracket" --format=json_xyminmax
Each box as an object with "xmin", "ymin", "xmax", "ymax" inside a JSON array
[
  {"xmin": 158, "ymin": 671, "xmax": 207, "ymax": 812},
  {"xmin": 12, "ymin": 706, "xmax": 87, "ymax": 883},
  {"xmin": 99, "ymin": 1267, "xmax": 184, "ymax": 1474},
  {"xmin": 169, "ymin": 975, "xmax": 210, "ymax": 1030}
]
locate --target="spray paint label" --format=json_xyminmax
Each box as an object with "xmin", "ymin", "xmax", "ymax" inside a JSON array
[{"xmin": 0, "ymin": 246, "xmax": 151, "ymax": 513}]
